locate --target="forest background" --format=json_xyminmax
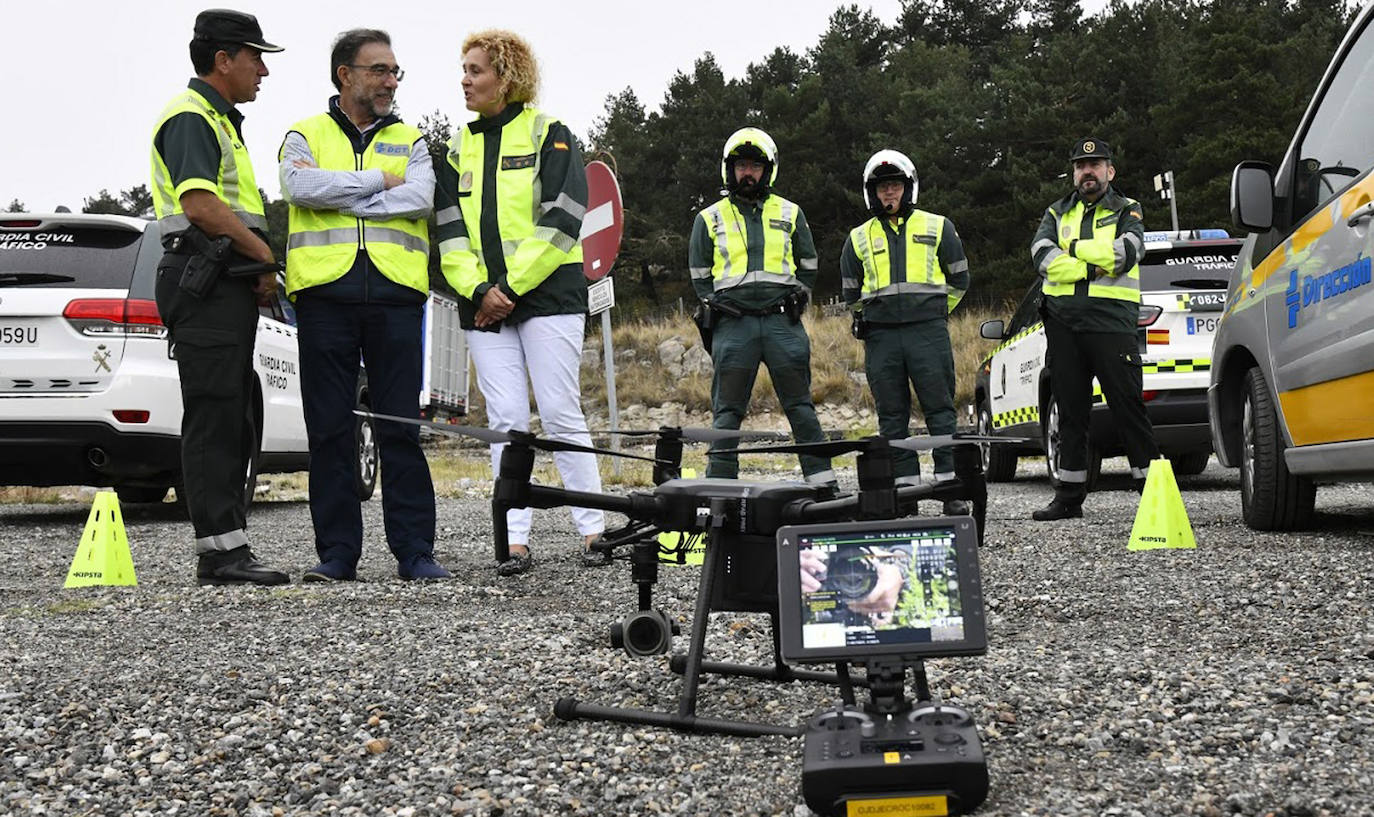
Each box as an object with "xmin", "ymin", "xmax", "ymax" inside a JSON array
[{"xmin": 24, "ymin": 0, "xmax": 1355, "ymax": 315}]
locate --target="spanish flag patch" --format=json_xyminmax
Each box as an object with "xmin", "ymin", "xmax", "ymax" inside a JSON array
[{"xmin": 552, "ymin": 141, "xmax": 569, "ymax": 151}]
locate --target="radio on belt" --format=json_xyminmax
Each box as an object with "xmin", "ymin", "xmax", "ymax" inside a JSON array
[{"xmin": 776, "ymin": 516, "xmax": 990, "ymax": 816}]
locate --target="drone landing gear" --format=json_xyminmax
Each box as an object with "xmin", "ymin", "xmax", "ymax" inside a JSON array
[{"xmin": 556, "ymin": 498, "xmax": 805, "ymax": 736}]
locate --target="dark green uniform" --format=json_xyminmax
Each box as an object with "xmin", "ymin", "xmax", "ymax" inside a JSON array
[
  {"xmin": 688, "ymin": 193, "xmax": 834, "ymax": 483},
  {"xmin": 1031, "ymin": 185, "xmax": 1159, "ymax": 496},
  {"xmin": 151, "ymin": 79, "xmax": 265, "ymax": 553},
  {"xmin": 840, "ymin": 210, "xmax": 969, "ymax": 481}
]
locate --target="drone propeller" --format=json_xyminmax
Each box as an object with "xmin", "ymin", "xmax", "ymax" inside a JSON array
[
  {"xmin": 608, "ymin": 427, "xmax": 790, "ymax": 444},
  {"xmin": 712, "ymin": 432, "xmax": 1029, "ymax": 457},
  {"xmin": 354, "ymin": 410, "xmax": 668, "ymax": 464}
]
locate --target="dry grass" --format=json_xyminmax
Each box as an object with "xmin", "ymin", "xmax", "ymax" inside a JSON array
[
  {"xmin": 577, "ymin": 303, "xmax": 1009, "ymax": 418},
  {"xmin": 0, "ymin": 486, "xmax": 68, "ymax": 504}
]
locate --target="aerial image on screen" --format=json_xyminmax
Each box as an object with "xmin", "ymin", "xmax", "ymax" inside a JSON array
[{"xmin": 796, "ymin": 526, "xmax": 965, "ymax": 650}]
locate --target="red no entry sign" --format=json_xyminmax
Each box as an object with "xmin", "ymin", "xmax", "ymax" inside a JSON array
[{"xmin": 581, "ymin": 160, "xmax": 623, "ymax": 281}]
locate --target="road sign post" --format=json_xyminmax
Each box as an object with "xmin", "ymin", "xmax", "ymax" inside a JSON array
[{"xmin": 581, "ymin": 161, "xmax": 625, "ymax": 473}]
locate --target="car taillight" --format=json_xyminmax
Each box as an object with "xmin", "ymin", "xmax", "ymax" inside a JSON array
[
  {"xmin": 112, "ymin": 410, "xmax": 151, "ymax": 423},
  {"xmin": 1137, "ymin": 304, "xmax": 1163, "ymax": 326},
  {"xmin": 63, "ymin": 298, "xmax": 167, "ymax": 339},
  {"xmin": 1141, "ymin": 390, "xmax": 1158, "ymax": 403}
]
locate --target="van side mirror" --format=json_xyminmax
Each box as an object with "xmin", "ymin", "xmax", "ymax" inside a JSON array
[
  {"xmin": 979, "ymin": 319, "xmax": 1005, "ymax": 340},
  {"xmin": 1231, "ymin": 161, "xmax": 1275, "ymax": 233}
]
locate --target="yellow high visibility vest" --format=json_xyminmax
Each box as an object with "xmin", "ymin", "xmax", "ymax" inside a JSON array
[
  {"xmin": 440, "ymin": 106, "xmax": 582, "ymax": 297},
  {"xmin": 1042, "ymin": 198, "xmax": 1141, "ymax": 302},
  {"xmin": 849, "ymin": 210, "xmax": 953, "ymax": 306},
  {"xmin": 150, "ymin": 87, "xmax": 267, "ymax": 236},
  {"xmin": 282, "ymin": 114, "xmax": 429, "ymax": 296},
  {"xmin": 700, "ymin": 195, "xmax": 800, "ymax": 292}
]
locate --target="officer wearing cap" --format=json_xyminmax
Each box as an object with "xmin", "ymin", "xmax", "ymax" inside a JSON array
[
  {"xmin": 1028, "ymin": 137, "xmax": 1159, "ymax": 521},
  {"xmin": 841, "ymin": 149, "xmax": 971, "ymax": 514},
  {"xmin": 149, "ymin": 9, "xmax": 289, "ymax": 584},
  {"xmin": 688, "ymin": 128, "xmax": 836, "ymax": 489}
]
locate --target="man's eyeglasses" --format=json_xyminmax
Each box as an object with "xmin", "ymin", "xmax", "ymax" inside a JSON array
[{"xmin": 349, "ymin": 64, "xmax": 405, "ymax": 81}]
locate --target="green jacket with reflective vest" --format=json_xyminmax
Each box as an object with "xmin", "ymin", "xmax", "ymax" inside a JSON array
[
  {"xmin": 687, "ymin": 193, "xmax": 819, "ymax": 311},
  {"xmin": 281, "ymin": 113, "xmax": 429, "ymax": 297},
  {"xmin": 839, "ymin": 209, "xmax": 969, "ymax": 324},
  {"xmin": 435, "ymin": 103, "xmax": 588, "ymax": 328},
  {"xmin": 1030, "ymin": 186, "xmax": 1145, "ymax": 333},
  {"xmin": 150, "ymin": 83, "xmax": 267, "ymax": 237}
]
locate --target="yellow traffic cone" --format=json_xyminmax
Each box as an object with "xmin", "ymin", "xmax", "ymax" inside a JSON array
[
  {"xmin": 658, "ymin": 468, "xmax": 706, "ymax": 565},
  {"xmin": 1128, "ymin": 458, "xmax": 1196, "ymax": 551},
  {"xmin": 64, "ymin": 491, "xmax": 138, "ymax": 587}
]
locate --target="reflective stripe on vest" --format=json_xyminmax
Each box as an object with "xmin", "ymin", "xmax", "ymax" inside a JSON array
[
  {"xmin": 1042, "ymin": 199, "xmax": 1141, "ymax": 302},
  {"xmin": 283, "ymin": 114, "xmax": 429, "ymax": 296},
  {"xmin": 849, "ymin": 210, "xmax": 947, "ymax": 302},
  {"xmin": 443, "ymin": 106, "xmax": 583, "ymax": 293},
  {"xmin": 701, "ymin": 196, "xmax": 799, "ymax": 292},
  {"xmin": 150, "ymin": 89, "xmax": 267, "ymax": 234}
]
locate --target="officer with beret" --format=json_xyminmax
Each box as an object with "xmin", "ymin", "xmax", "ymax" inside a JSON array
[
  {"xmin": 149, "ymin": 9, "xmax": 289, "ymax": 584},
  {"xmin": 1028, "ymin": 137, "xmax": 1159, "ymax": 521}
]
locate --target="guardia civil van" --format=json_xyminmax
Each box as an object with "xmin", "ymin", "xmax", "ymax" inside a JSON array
[{"xmin": 1212, "ymin": 1, "xmax": 1374, "ymax": 530}]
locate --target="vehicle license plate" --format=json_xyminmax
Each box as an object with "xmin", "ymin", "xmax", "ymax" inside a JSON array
[
  {"xmin": 0, "ymin": 324, "xmax": 39, "ymax": 346},
  {"xmin": 1187, "ymin": 315, "xmax": 1220, "ymax": 335},
  {"xmin": 1188, "ymin": 292, "xmax": 1225, "ymax": 311}
]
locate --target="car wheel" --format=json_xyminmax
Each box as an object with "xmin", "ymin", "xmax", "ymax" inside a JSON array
[
  {"xmin": 354, "ymin": 401, "xmax": 378, "ymax": 501},
  {"xmin": 114, "ymin": 485, "xmax": 169, "ymax": 504},
  {"xmin": 1044, "ymin": 396, "xmax": 1100, "ymax": 491},
  {"xmin": 1240, "ymin": 367, "xmax": 1315, "ymax": 530},
  {"xmin": 1168, "ymin": 451, "xmax": 1210, "ymax": 476},
  {"xmin": 978, "ymin": 401, "xmax": 1017, "ymax": 482}
]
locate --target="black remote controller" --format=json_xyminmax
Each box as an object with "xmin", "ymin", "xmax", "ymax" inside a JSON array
[{"xmin": 801, "ymin": 701, "xmax": 989, "ymax": 816}]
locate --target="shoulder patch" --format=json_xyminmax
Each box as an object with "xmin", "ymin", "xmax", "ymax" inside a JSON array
[
  {"xmin": 552, "ymin": 141, "xmax": 569, "ymax": 151},
  {"xmin": 1129, "ymin": 209, "xmax": 1142, "ymax": 219}
]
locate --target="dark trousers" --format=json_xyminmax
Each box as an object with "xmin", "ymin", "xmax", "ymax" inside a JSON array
[
  {"xmin": 155, "ymin": 260, "xmax": 258, "ymax": 553},
  {"xmin": 864, "ymin": 319, "xmax": 958, "ymax": 479},
  {"xmin": 1043, "ymin": 317, "xmax": 1159, "ymax": 494},
  {"xmin": 295, "ymin": 295, "xmax": 435, "ymax": 568},
  {"xmin": 707, "ymin": 313, "xmax": 831, "ymax": 480}
]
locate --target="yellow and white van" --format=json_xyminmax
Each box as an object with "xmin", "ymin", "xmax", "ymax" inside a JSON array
[{"xmin": 1212, "ymin": 0, "xmax": 1374, "ymax": 529}]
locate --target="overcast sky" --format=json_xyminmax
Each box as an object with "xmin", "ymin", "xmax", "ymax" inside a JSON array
[{"xmin": 5, "ymin": 0, "xmax": 1109, "ymax": 212}]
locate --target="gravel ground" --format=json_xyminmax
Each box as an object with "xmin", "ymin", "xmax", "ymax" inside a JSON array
[{"xmin": 2, "ymin": 456, "xmax": 1374, "ymax": 817}]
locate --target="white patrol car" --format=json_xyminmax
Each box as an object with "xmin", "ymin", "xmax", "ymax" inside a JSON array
[
  {"xmin": 0, "ymin": 213, "xmax": 379, "ymax": 506},
  {"xmin": 975, "ymin": 229, "xmax": 1240, "ymax": 488}
]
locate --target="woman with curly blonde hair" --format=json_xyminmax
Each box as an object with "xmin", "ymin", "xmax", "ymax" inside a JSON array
[{"xmin": 435, "ymin": 29, "xmax": 604, "ymax": 576}]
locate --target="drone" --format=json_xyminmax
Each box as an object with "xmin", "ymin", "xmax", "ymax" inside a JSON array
[{"xmin": 361, "ymin": 409, "xmax": 1023, "ymax": 737}]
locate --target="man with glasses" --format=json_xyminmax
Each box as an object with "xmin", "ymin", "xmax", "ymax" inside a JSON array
[{"xmin": 279, "ymin": 28, "xmax": 449, "ymax": 581}]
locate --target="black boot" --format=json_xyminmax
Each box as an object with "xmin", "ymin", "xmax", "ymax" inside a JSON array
[
  {"xmin": 1031, "ymin": 498, "xmax": 1083, "ymax": 521},
  {"xmin": 197, "ymin": 546, "xmax": 290, "ymax": 587},
  {"xmin": 1032, "ymin": 485, "xmax": 1086, "ymax": 521},
  {"xmin": 943, "ymin": 499, "xmax": 972, "ymax": 516}
]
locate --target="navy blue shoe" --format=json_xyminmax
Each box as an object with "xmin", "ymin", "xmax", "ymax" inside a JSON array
[
  {"xmin": 399, "ymin": 553, "xmax": 452, "ymax": 581},
  {"xmin": 302, "ymin": 561, "xmax": 357, "ymax": 583}
]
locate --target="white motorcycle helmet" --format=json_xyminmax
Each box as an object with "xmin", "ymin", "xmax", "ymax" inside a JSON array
[
  {"xmin": 722, "ymin": 127, "xmax": 779, "ymax": 192},
  {"xmin": 863, "ymin": 149, "xmax": 918, "ymax": 217}
]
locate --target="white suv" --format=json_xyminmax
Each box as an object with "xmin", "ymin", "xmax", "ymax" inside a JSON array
[
  {"xmin": 975, "ymin": 230, "xmax": 1239, "ymax": 488},
  {"xmin": 0, "ymin": 213, "xmax": 377, "ymax": 505}
]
